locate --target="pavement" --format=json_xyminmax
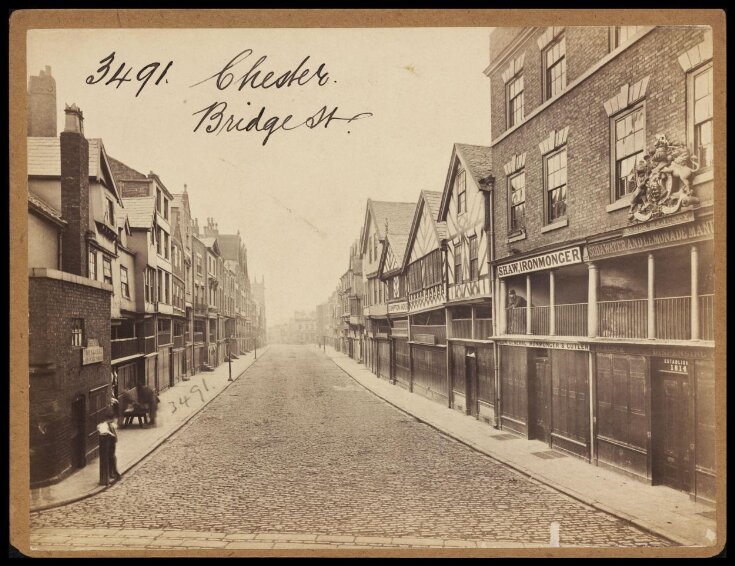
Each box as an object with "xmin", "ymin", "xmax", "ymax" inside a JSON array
[
  {"xmin": 30, "ymin": 347, "xmax": 269, "ymax": 512},
  {"xmin": 323, "ymin": 346, "xmax": 718, "ymax": 549}
]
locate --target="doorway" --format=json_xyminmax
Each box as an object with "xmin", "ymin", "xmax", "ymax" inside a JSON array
[
  {"xmin": 528, "ymin": 349, "xmax": 551, "ymax": 443},
  {"xmin": 652, "ymin": 358, "xmax": 693, "ymax": 493},
  {"xmin": 70, "ymin": 394, "xmax": 86, "ymax": 469},
  {"xmin": 465, "ymin": 348, "xmax": 478, "ymax": 417}
]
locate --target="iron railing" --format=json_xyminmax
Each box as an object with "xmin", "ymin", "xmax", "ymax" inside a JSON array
[
  {"xmin": 554, "ymin": 303, "xmax": 588, "ymax": 337},
  {"xmin": 699, "ymin": 294, "xmax": 714, "ymax": 341},
  {"xmin": 143, "ymin": 336, "xmax": 156, "ymax": 354},
  {"xmin": 598, "ymin": 299, "xmax": 647, "ymax": 338},
  {"xmin": 655, "ymin": 296, "xmax": 691, "ymax": 341},
  {"xmin": 506, "ymin": 307, "xmax": 526, "ymax": 334},
  {"xmin": 530, "ymin": 306, "xmax": 550, "ymax": 335}
]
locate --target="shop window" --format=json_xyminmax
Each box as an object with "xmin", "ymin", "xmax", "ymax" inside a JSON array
[
  {"xmin": 507, "ymin": 74, "xmax": 524, "ymax": 128},
  {"xmin": 612, "ymin": 105, "xmax": 645, "ymax": 200},
  {"xmin": 544, "ymin": 147, "xmax": 568, "ymax": 223}
]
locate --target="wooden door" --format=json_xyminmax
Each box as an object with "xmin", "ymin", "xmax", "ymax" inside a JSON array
[
  {"xmin": 70, "ymin": 394, "xmax": 86, "ymax": 469},
  {"xmin": 465, "ymin": 348, "xmax": 478, "ymax": 417},
  {"xmin": 529, "ymin": 350, "xmax": 551, "ymax": 444},
  {"xmin": 653, "ymin": 358, "xmax": 693, "ymax": 493}
]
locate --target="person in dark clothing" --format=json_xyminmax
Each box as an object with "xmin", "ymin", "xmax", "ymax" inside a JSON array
[
  {"xmin": 97, "ymin": 408, "xmax": 121, "ymax": 484},
  {"xmin": 508, "ymin": 289, "xmax": 527, "ymax": 308}
]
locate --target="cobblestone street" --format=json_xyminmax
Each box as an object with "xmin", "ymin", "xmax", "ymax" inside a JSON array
[{"xmin": 30, "ymin": 345, "xmax": 671, "ymax": 550}]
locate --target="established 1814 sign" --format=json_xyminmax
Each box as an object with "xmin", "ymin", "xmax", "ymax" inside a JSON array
[
  {"xmin": 82, "ymin": 338, "xmax": 104, "ymax": 365},
  {"xmin": 497, "ymin": 246, "xmax": 582, "ymax": 278}
]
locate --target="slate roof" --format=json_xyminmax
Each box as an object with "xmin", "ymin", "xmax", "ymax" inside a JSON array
[
  {"xmin": 217, "ymin": 234, "xmax": 242, "ymax": 261},
  {"xmin": 28, "ymin": 192, "xmax": 65, "ymax": 225},
  {"xmin": 121, "ymin": 196, "xmax": 155, "ymax": 229},
  {"xmin": 455, "ymin": 143, "xmax": 493, "ymax": 188},
  {"xmin": 107, "ymin": 155, "xmax": 147, "ymax": 182},
  {"xmin": 27, "ymin": 137, "xmax": 107, "ymax": 179},
  {"xmin": 370, "ymin": 201, "xmax": 416, "ymax": 239}
]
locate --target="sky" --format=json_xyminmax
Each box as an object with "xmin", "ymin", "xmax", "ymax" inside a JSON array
[{"xmin": 28, "ymin": 28, "xmax": 493, "ymax": 325}]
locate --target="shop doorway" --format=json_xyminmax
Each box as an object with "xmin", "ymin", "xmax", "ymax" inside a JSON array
[
  {"xmin": 70, "ymin": 394, "xmax": 86, "ymax": 469},
  {"xmin": 528, "ymin": 349, "xmax": 551, "ymax": 443},
  {"xmin": 465, "ymin": 348, "xmax": 478, "ymax": 418},
  {"xmin": 652, "ymin": 358, "xmax": 693, "ymax": 493}
]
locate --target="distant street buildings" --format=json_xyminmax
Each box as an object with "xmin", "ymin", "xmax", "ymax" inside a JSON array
[
  {"xmin": 27, "ymin": 66, "xmax": 267, "ymax": 488},
  {"xmin": 316, "ymin": 26, "xmax": 715, "ymax": 504}
]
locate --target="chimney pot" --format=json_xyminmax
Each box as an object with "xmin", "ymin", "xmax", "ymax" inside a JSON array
[{"xmin": 63, "ymin": 103, "xmax": 84, "ymax": 135}]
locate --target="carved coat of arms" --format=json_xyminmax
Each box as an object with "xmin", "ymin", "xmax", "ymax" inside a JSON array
[{"xmin": 627, "ymin": 134, "xmax": 701, "ymax": 222}]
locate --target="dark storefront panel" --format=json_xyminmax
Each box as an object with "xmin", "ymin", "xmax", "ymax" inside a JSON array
[
  {"xmin": 394, "ymin": 338, "xmax": 410, "ymax": 389},
  {"xmin": 528, "ymin": 349, "xmax": 551, "ymax": 443},
  {"xmin": 450, "ymin": 343, "xmax": 466, "ymax": 396},
  {"xmin": 477, "ymin": 345, "xmax": 495, "ymax": 407},
  {"xmin": 500, "ymin": 346, "xmax": 528, "ymax": 435},
  {"xmin": 652, "ymin": 357, "xmax": 693, "ymax": 493},
  {"xmin": 377, "ymin": 339, "xmax": 391, "ymax": 380},
  {"xmin": 551, "ymin": 350, "xmax": 590, "ymax": 459},
  {"xmin": 596, "ymin": 353, "xmax": 649, "ymax": 480},
  {"xmin": 157, "ymin": 346, "xmax": 171, "ymax": 393},
  {"xmin": 411, "ymin": 344, "xmax": 448, "ymax": 404},
  {"xmin": 694, "ymin": 359, "xmax": 716, "ymax": 502},
  {"xmin": 117, "ymin": 362, "xmax": 138, "ymax": 394}
]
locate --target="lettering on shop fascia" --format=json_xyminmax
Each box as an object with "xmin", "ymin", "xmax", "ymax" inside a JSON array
[
  {"xmin": 497, "ymin": 246, "xmax": 582, "ymax": 278},
  {"xmin": 622, "ymin": 210, "xmax": 694, "ymax": 237},
  {"xmin": 595, "ymin": 343, "xmax": 713, "ymax": 358},
  {"xmin": 587, "ymin": 218, "xmax": 714, "ymax": 259},
  {"xmin": 388, "ymin": 301, "xmax": 408, "ymax": 314},
  {"xmin": 497, "ymin": 339, "xmax": 589, "ymax": 351},
  {"xmin": 82, "ymin": 339, "xmax": 104, "ymax": 365}
]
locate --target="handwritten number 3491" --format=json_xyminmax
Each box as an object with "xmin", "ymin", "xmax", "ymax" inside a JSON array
[{"xmin": 86, "ymin": 52, "xmax": 173, "ymax": 97}]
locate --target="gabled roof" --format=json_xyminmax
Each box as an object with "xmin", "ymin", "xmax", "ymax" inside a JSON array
[
  {"xmin": 122, "ymin": 196, "xmax": 155, "ymax": 229},
  {"xmin": 200, "ymin": 236, "xmax": 221, "ymax": 255},
  {"xmin": 359, "ymin": 199, "xmax": 416, "ymax": 254},
  {"xmin": 27, "ymin": 137, "xmax": 122, "ymax": 204},
  {"xmin": 217, "ymin": 234, "xmax": 242, "ymax": 262},
  {"xmin": 377, "ymin": 232, "xmax": 410, "ymax": 278},
  {"xmin": 401, "ymin": 190, "xmax": 447, "ymax": 271},
  {"xmin": 438, "ymin": 143, "xmax": 493, "ymax": 219},
  {"xmin": 108, "ymin": 155, "xmax": 147, "ymax": 182}
]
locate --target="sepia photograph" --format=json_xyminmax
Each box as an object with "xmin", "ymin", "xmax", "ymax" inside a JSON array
[{"xmin": 9, "ymin": 9, "xmax": 725, "ymax": 558}]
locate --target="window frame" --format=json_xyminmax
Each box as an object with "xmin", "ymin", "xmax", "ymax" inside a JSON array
[
  {"xmin": 508, "ymin": 170, "xmax": 527, "ymax": 235},
  {"xmin": 506, "ymin": 73, "xmax": 525, "ymax": 129},
  {"xmin": 543, "ymin": 146, "xmax": 569, "ymax": 224},
  {"xmin": 71, "ymin": 318, "xmax": 84, "ymax": 347},
  {"xmin": 106, "ymin": 198, "xmax": 115, "ymax": 226},
  {"xmin": 543, "ymin": 35, "xmax": 567, "ymax": 101},
  {"xmin": 88, "ymin": 249, "xmax": 97, "ymax": 280},
  {"xmin": 687, "ymin": 61, "xmax": 713, "ymax": 172},
  {"xmin": 609, "ymin": 102, "xmax": 646, "ymax": 203},
  {"xmin": 102, "ymin": 256, "xmax": 113, "ymax": 285},
  {"xmin": 454, "ymin": 242, "xmax": 463, "ymax": 285},
  {"xmin": 455, "ymin": 168, "xmax": 467, "ymax": 215},
  {"xmin": 468, "ymin": 235, "xmax": 479, "ymax": 281},
  {"xmin": 120, "ymin": 266, "xmax": 130, "ymax": 298},
  {"xmin": 611, "ymin": 26, "xmax": 646, "ymax": 50}
]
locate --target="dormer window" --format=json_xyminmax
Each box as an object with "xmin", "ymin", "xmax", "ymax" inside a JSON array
[
  {"xmin": 106, "ymin": 198, "xmax": 115, "ymax": 226},
  {"xmin": 455, "ymin": 168, "xmax": 467, "ymax": 214}
]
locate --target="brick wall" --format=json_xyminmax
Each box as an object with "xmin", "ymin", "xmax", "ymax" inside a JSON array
[
  {"xmin": 29, "ymin": 275, "xmax": 112, "ymax": 486},
  {"xmin": 27, "ymin": 68, "xmax": 57, "ymax": 137},
  {"xmin": 490, "ymin": 27, "xmax": 709, "ymax": 262},
  {"xmin": 60, "ymin": 129, "xmax": 89, "ymax": 277},
  {"xmin": 119, "ymin": 180, "xmax": 151, "ymax": 198}
]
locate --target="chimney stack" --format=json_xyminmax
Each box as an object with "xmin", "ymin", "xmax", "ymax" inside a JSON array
[
  {"xmin": 60, "ymin": 104, "xmax": 90, "ymax": 277},
  {"xmin": 27, "ymin": 66, "xmax": 57, "ymax": 137}
]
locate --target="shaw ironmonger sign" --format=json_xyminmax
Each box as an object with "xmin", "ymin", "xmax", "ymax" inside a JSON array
[{"xmin": 497, "ymin": 246, "xmax": 582, "ymax": 278}]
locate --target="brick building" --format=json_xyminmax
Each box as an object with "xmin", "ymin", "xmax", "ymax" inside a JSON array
[
  {"xmin": 27, "ymin": 96, "xmax": 114, "ymax": 486},
  {"xmin": 487, "ymin": 26, "xmax": 714, "ymax": 501}
]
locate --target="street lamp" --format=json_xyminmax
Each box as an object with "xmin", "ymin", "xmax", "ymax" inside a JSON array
[{"xmin": 227, "ymin": 334, "xmax": 234, "ymax": 381}]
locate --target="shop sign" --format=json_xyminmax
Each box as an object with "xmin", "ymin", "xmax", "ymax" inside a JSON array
[
  {"xmin": 587, "ymin": 218, "xmax": 714, "ymax": 259},
  {"xmin": 659, "ymin": 357, "xmax": 689, "ymax": 373},
  {"xmin": 622, "ymin": 210, "xmax": 694, "ymax": 237},
  {"xmin": 82, "ymin": 339, "xmax": 104, "ymax": 365},
  {"xmin": 388, "ymin": 301, "xmax": 408, "ymax": 314},
  {"xmin": 496, "ymin": 339, "xmax": 589, "ymax": 351},
  {"xmin": 497, "ymin": 247, "xmax": 582, "ymax": 278}
]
